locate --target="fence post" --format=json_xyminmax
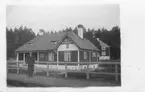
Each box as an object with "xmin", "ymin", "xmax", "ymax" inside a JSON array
[
  {"xmin": 17, "ymin": 61, "xmax": 19, "ymax": 74},
  {"xmin": 46, "ymin": 63, "xmax": 49, "ymax": 76},
  {"xmin": 115, "ymin": 64, "xmax": 118, "ymax": 82},
  {"xmin": 86, "ymin": 62, "xmax": 90, "ymax": 79},
  {"xmin": 65, "ymin": 63, "xmax": 68, "ymax": 78}
]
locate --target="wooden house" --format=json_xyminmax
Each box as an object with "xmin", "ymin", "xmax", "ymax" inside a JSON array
[
  {"xmin": 15, "ymin": 25, "xmax": 100, "ymax": 69},
  {"xmin": 97, "ymin": 38, "xmax": 110, "ymax": 60}
]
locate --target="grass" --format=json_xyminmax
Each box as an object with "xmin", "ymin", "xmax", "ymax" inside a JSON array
[
  {"xmin": 7, "ymin": 68, "xmax": 121, "ymax": 84},
  {"xmin": 7, "ymin": 60, "xmax": 121, "ymax": 87}
]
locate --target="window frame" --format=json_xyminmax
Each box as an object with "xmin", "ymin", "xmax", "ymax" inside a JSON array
[
  {"xmin": 92, "ymin": 52, "xmax": 96, "ymax": 57},
  {"xmin": 64, "ymin": 51, "xmax": 71, "ymax": 61},
  {"xmin": 66, "ymin": 43, "xmax": 69, "ymax": 48},
  {"xmin": 50, "ymin": 41, "xmax": 57, "ymax": 44},
  {"xmin": 101, "ymin": 51, "xmax": 106, "ymax": 56},
  {"xmin": 40, "ymin": 53, "xmax": 44, "ymax": 58},
  {"xmin": 48, "ymin": 52, "xmax": 54, "ymax": 61},
  {"xmin": 102, "ymin": 46, "xmax": 106, "ymax": 50}
]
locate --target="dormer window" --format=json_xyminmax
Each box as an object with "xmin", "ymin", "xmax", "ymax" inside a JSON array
[
  {"xmin": 28, "ymin": 41, "xmax": 35, "ymax": 46},
  {"xmin": 50, "ymin": 41, "xmax": 57, "ymax": 44},
  {"xmin": 28, "ymin": 43, "xmax": 32, "ymax": 46}
]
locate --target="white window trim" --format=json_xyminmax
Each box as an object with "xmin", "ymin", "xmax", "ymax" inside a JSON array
[
  {"xmin": 102, "ymin": 46, "xmax": 106, "ymax": 50},
  {"xmin": 101, "ymin": 51, "xmax": 106, "ymax": 56},
  {"xmin": 64, "ymin": 51, "xmax": 71, "ymax": 61}
]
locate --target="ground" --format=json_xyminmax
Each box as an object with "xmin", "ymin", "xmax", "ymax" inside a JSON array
[
  {"xmin": 7, "ymin": 60, "xmax": 121, "ymax": 87},
  {"xmin": 7, "ymin": 69, "xmax": 121, "ymax": 87}
]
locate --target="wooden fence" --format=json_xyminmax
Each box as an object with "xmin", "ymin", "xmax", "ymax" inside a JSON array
[{"xmin": 7, "ymin": 61, "xmax": 120, "ymax": 81}]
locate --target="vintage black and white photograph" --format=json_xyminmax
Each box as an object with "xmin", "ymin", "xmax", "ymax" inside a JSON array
[{"xmin": 6, "ymin": 4, "xmax": 121, "ymax": 87}]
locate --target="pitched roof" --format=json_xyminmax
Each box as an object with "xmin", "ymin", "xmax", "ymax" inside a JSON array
[
  {"xmin": 15, "ymin": 31, "xmax": 99, "ymax": 52},
  {"xmin": 67, "ymin": 32, "xmax": 99, "ymax": 50},
  {"xmin": 98, "ymin": 40, "xmax": 110, "ymax": 47}
]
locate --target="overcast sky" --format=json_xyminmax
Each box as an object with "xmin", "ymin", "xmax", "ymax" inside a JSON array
[{"xmin": 6, "ymin": 5, "xmax": 120, "ymax": 33}]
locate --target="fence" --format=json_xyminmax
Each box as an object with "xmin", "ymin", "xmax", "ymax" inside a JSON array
[{"xmin": 7, "ymin": 60, "xmax": 120, "ymax": 81}]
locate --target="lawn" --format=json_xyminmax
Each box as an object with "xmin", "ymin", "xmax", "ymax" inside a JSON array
[{"xmin": 7, "ymin": 59, "xmax": 121, "ymax": 87}]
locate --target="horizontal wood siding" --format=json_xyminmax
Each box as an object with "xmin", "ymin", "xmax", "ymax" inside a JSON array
[
  {"xmin": 70, "ymin": 51, "xmax": 78, "ymax": 65},
  {"xmin": 59, "ymin": 51, "xmax": 64, "ymax": 62},
  {"xmin": 71, "ymin": 51, "xmax": 78, "ymax": 62}
]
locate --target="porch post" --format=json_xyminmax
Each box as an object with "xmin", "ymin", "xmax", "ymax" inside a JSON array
[
  {"xmin": 16, "ymin": 53, "xmax": 19, "ymax": 61},
  {"xmin": 57, "ymin": 51, "xmax": 59, "ymax": 66},
  {"xmin": 86, "ymin": 51, "xmax": 91, "ymax": 80},
  {"xmin": 16, "ymin": 53, "xmax": 19, "ymax": 74},
  {"xmin": 78, "ymin": 50, "xmax": 80, "ymax": 67},
  {"xmin": 89, "ymin": 51, "xmax": 91, "ymax": 69},
  {"xmin": 37, "ymin": 52, "xmax": 39, "ymax": 62},
  {"xmin": 89, "ymin": 51, "xmax": 91, "ymax": 62},
  {"xmin": 23, "ymin": 53, "xmax": 25, "ymax": 62},
  {"xmin": 108, "ymin": 47, "xmax": 110, "ymax": 60}
]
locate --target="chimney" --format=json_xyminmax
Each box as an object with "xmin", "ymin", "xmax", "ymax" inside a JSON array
[{"xmin": 77, "ymin": 24, "xmax": 84, "ymax": 39}]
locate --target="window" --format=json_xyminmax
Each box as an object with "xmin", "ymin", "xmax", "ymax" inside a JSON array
[
  {"xmin": 27, "ymin": 40, "xmax": 36, "ymax": 46},
  {"xmin": 66, "ymin": 43, "xmax": 69, "ymax": 48},
  {"xmin": 101, "ymin": 51, "xmax": 106, "ymax": 56},
  {"xmin": 49, "ymin": 52, "xmax": 54, "ymax": 61},
  {"xmin": 84, "ymin": 51, "xmax": 87, "ymax": 59},
  {"xmin": 50, "ymin": 41, "xmax": 57, "ymax": 44},
  {"xmin": 64, "ymin": 51, "xmax": 71, "ymax": 61},
  {"xmin": 19, "ymin": 53, "xmax": 23, "ymax": 60},
  {"xmin": 28, "ymin": 43, "xmax": 33, "ymax": 46},
  {"xmin": 92, "ymin": 52, "xmax": 96, "ymax": 57},
  {"xmin": 40, "ymin": 53, "xmax": 44, "ymax": 58},
  {"xmin": 102, "ymin": 46, "xmax": 106, "ymax": 50}
]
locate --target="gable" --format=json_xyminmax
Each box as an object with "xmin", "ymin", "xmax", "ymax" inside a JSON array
[
  {"xmin": 55, "ymin": 31, "xmax": 99, "ymax": 51},
  {"xmin": 62, "ymin": 36, "xmax": 73, "ymax": 44},
  {"xmin": 57, "ymin": 36, "xmax": 79, "ymax": 51},
  {"xmin": 99, "ymin": 40, "xmax": 110, "ymax": 47}
]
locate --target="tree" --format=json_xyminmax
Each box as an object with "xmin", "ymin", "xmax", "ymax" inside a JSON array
[
  {"xmin": 6, "ymin": 26, "xmax": 36, "ymax": 60},
  {"xmin": 86, "ymin": 26, "xmax": 120, "ymax": 59},
  {"xmin": 38, "ymin": 29, "xmax": 45, "ymax": 35}
]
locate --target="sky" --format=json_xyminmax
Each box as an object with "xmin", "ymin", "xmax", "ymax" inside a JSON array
[{"xmin": 6, "ymin": 5, "xmax": 120, "ymax": 33}]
